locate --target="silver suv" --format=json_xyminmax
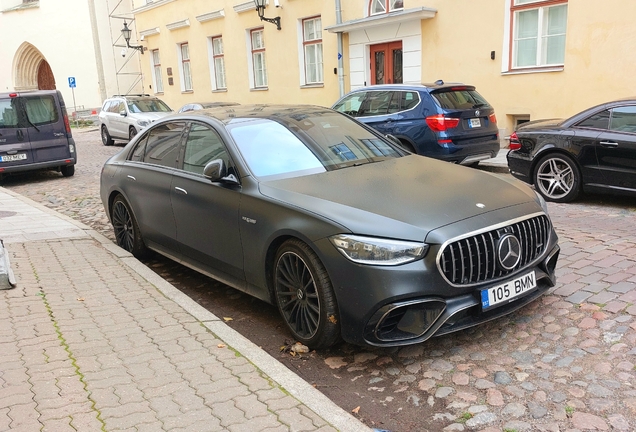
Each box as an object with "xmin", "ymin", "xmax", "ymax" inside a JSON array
[{"xmin": 99, "ymin": 94, "xmax": 172, "ymax": 145}]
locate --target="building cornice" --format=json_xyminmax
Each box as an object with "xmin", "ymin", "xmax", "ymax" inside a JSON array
[
  {"xmin": 233, "ymin": 1, "xmax": 255, "ymax": 14},
  {"xmin": 325, "ymin": 7, "xmax": 437, "ymax": 33},
  {"xmin": 140, "ymin": 27, "xmax": 161, "ymax": 38},
  {"xmin": 166, "ymin": 18, "xmax": 190, "ymax": 31},
  {"xmin": 196, "ymin": 9, "xmax": 225, "ymax": 23},
  {"xmin": 132, "ymin": 0, "xmax": 176, "ymax": 14}
]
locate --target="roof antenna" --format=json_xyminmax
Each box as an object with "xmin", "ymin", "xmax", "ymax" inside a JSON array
[{"xmin": 435, "ymin": 79, "xmax": 444, "ymax": 85}]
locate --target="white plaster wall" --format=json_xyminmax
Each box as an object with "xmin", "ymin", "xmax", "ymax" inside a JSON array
[{"xmin": 347, "ymin": 19, "xmax": 422, "ymax": 89}]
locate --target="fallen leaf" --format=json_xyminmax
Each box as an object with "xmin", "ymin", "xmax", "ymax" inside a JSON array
[
  {"xmin": 291, "ymin": 343, "xmax": 309, "ymax": 354},
  {"xmin": 223, "ymin": 317, "xmax": 233, "ymax": 322},
  {"xmin": 351, "ymin": 406, "xmax": 360, "ymax": 414},
  {"xmin": 328, "ymin": 315, "xmax": 338, "ymax": 324},
  {"xmin": 77, "ymin": 298, "xmax": 85, "ymax": 301},
  {"xmin": 217, "ymin": 344, "xmax": 226, "ymax": 348}
]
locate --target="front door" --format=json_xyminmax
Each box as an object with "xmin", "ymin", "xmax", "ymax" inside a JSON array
[
  {"xmin": 370, "ymin": 41, "xmax": 403, "ymax": 85},
  {"xmin": 595, "ymin": 105, "xmax": 636, "ymax": 191}
]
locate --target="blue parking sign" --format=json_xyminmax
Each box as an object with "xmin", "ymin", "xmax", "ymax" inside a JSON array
[{"xmin": 68, "ymin": 77, "xmax": 76, "ymax": 88}]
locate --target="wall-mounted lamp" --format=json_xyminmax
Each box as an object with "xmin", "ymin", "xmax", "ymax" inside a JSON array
[
  {"xmin": 253, "ymin": 0, "xmax": 281, "ymax": 30},
  {"xmin": 121, "ymin": 21, "xmax": 145, "ymax": 54}
]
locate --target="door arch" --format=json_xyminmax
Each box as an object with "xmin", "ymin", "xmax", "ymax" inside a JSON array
[{"xmin": 13, "ymin": 42, "xmax": 55, "ymax": 90}]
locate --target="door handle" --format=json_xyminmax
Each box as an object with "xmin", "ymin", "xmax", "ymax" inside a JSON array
[
  {"xmin": 127, "ymin": 175, "xmax": 136, "ymax": 181},
  {"xmin": 174, "ymin": 187, "xmax": 187, "ymax": 195},
  {"xmin": 16, "ymin": 129, "xmax": 24, "ymax": 141},
  {"xmin": 599, "ymin": 141, "xmax": 618, "ymax": 147}
]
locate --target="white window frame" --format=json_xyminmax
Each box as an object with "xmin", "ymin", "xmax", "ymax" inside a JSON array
[
  {"xmin": 207, "ymin": 36, "xmax": 226, "ymax": 91},
  {"xmin": 502, "ymin": 0, "xmax": 568, "ymax": 73},
  {"xmin": 248, "ymin": 28, "xmax": 267, "ymax": 89},
  {"xmin": 151, "ymin": 49, "xmax": 164, "ymax": 93},
  {"xmin": 369, "ymin": 0, "xmax": 403, "ymax": 16},
  {"xmin": 177, "ymin": 42, "xmax": 193, "ymax": 91},
  {"xmin": 299, "ymin": 16, "xmax": 323, "ymax": 86}
]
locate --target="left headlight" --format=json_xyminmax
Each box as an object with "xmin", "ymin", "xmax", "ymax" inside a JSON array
[
  {"xmin": 329, "ymin": 234, "xmax": 428, "ymax": 266},
  {"xmin": 137, "ymin": 119, "xmax": 150, "ymax": 127}
]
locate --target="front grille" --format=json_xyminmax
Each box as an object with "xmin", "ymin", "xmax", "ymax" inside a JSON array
[{"xmin": 438, "ymin": 215, "xmax": 551, "ymax": 286}]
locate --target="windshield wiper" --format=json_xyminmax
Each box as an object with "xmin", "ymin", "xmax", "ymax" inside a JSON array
[
  {"xmin": 472, "ymin": 103, "xmax": 486, "ymax": 109},
  {"xmin": 24, "ymin": 117, "xmax": 40, "ymax": 132}
]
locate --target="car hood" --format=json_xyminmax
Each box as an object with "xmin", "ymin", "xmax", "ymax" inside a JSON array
[
  {"xmin": 259, "ymin": 156, "xmax": 540, "ymax": 241},
  {"xmin": 130, "ymin": 112, "xmax": 173, "ymax": 121}
]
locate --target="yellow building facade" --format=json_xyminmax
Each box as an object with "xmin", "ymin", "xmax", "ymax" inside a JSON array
[{"xmin": 131, "ymin": 0, "xmax": 636, "ymax": 139}]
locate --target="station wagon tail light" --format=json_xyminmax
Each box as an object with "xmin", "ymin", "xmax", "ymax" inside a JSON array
[
  {"xmin": 330, "ymin": 234, "xmax": 428, "ymax": 266},
  {"xmin": 425, "ymin": 115, "xmax": 459, "ymax": 132},
  {"xmin": 509, "ymin": 132, "xmax": 521, "ymax": 150},
  {"xmin": 489, "ymin": 113, "xmax": 497, "ymax": 124}
]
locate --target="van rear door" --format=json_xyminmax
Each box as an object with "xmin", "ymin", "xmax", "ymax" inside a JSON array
[
  {"xmin": 22, "ymin": 92, "xmax": 72, "ymax": 163},
  {"xmin": 0, "ymin": 94, "xmax": 34, "ymax": 170}
]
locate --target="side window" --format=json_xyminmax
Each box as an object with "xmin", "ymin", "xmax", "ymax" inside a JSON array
[
  {"xmin": 0, "ymin": 98, "xmax": 20, "ymax": 128},
  {"xmin": 130, "ymin": 133, "xmax": 150, "ymax": 162},
  {"xmin": 143, "ymin": 122, "xmax": 185, "ymax": 168},
  {"xmin": 182, "ymin": 123, "xmax": 229, "ymax": 175},
  {"xmin": 332, "ymin": 92, "xmax": 366, "ymax": 116},
  {"xmin": 118, "ymin": 101, "xmax": 126, "ymax": 114},
  {"xmin": 577, "ymin": 110, "xmax": 610, "ymax": 130},
  {"xmin": 358, "ymin": 91, "xmax": 394, "ymax": 117},
  {"xmin": 609, "ymin": 106, "xmax": 636, "ymax": 134},
  {"xmin": 24, "ymin": 96, "xmax": 59, "ymax": 126},
  {"xmin": 108, "ymin": 101, "xmax": 121, "ymax": 113},
  {"xmin": 401, "ymin": 91, "xmax": 419, "ymax": 110}
]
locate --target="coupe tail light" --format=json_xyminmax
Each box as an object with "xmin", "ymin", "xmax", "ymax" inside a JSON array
[
  {"xmin": 425, "ymin": 115, "xmax": 460, "ymax": 132},
  {"xmin": 509, "ymin": 132, "xmax": 521, "ymax": 150},
  {"xmin": 489, "ymin": 113, "xmax": 497, "ymax": 124}
]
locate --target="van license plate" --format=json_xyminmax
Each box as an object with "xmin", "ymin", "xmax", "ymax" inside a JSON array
[
  {"xmin": 1, "ymin": 154, "xmax": 27, "ymax": 162},
  {"xmin": 481, "ymin": 271, "xmax": 536, "ymax": 310},
  {"xmin": 468, "ymin": 118, "xmax": 481, "ymax": 128}
]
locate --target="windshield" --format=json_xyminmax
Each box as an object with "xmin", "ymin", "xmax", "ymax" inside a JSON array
[
  {"xmin": 128, "ymin": 99, "xmax": 172, "ymax": 113},
  {"xmin": 229, "ymin": 111, "xmax": 402, "ymax": 179}
]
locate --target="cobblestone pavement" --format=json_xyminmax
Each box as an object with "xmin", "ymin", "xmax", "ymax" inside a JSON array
[{"xmin": 3, "ymin": 129, "xmax": 636, "ymax": 431}]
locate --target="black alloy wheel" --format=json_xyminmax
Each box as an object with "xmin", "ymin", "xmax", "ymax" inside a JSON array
[
  {"xmin": 111, "ymin": 195, "xmax": 147, "ymax": 258},
  {"xmin": 533, "ymin": 153, "xmax": 581, "ymax": 203},
  {"xmin": 101, "ymin": 125, "xmax": 114, "ymax": 146},
  {"xmin": 129, "ymin": 127, "xmax": 138, "ymax": 140},
  {"xmin": 274, "ymin": 239, "xmax": 340, "ymax": 349}
]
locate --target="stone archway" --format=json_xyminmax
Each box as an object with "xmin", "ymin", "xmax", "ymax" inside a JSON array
[{"xmin": 13, "ymin": 42, "xmax": 56, "ymax": 90}]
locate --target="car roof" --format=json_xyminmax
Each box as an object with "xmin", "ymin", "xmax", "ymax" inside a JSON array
[
  {"xmin": 344, "ymin": 82, "xmax": 475, "ymax": 93},
  {"xmin": 172, "ymin": 104, "xmax": 336, "ymax": 125},
  {"xmin": 0, "ymin": 89, "xmax": 59, "ymax": 98}
]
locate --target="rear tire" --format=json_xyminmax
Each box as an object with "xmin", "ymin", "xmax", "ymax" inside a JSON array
[
  {"xmin": 399, "ymin": 140, "xmax": 417, "ymax": 154},
  {"xmin": 273, "ymin": 239, "xmax": 341, "ymax": 349},
  {"xmin": 111, "ymin": 195, "xmax": 147, "ymax": 258},
  {"xmin": 61, "ymin": 165, "xmax": 75, "ymax": 177},
  {"xmin": 101, "ymin": 125, "xmax": 114, "ymax": 146},
  {"xmin": 533, "ymin": 153, "xmax": 581, "ymax": 203}
]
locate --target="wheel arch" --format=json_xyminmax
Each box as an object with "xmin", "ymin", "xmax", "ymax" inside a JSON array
[{"xmin": 529, "ymin": 146, "xmax": 582, "ymax": 186}]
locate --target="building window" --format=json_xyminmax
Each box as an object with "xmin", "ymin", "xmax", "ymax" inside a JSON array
[
  {"xmin": 511, "ymin": 0, "xmax": 567, "ymax": 69},
  {"xmin": 211, "ymin": 36, "xmax": 226, "ymax": 90},
  {"xmin": 369, "ymin": 0, "xmax": 403, "ymax": 15},
  {"xmin": 303, "ymin": 17, "xmax": 323, "ymax": 84},
  {"xmin": 251, "ymin": 28, "xmax": 267, "ymax": 88},
  {"xmin": 180, "ymin": 43, "xmax": 193, "ymax": 91},
  {"xmin": 151, "ymin": 50, "xmax": 163, "ymax": 93}
]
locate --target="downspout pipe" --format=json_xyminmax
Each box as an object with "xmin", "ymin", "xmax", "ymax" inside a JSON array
[{"xmin": 335, "ymin": 0, "xmax": 345, "ymax": 98}]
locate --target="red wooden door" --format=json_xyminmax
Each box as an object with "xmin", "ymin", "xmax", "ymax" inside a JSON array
[{"xmin": 370, "ymin": 41, "xmax": 403, "ymax": 85}]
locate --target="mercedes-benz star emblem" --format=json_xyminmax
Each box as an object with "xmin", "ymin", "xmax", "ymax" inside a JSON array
[{"xmin": 497, "ymin": 234, "xmax": 521, "ymax": 270}]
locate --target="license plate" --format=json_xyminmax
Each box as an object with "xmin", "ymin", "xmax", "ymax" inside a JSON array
[
  {"xmin": 1, "ymin": 153, "xmax": 27, "ymax": 162},
  {"xmin": 481, "ymin": 271, "xmax": 536, "ymax": 310},
  {"xmin": 468, "ymin": 118, "xmax": 481, "ymax": 128}
]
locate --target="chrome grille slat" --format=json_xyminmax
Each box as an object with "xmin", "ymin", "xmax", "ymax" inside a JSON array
[{"xmin": 439, "ymin": 215, "xmax": 551, "ymax": 286}]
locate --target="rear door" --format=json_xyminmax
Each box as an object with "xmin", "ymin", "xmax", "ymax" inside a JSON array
[
  {"xmin": 22, "ymin": 92, "xmax": 71, "ymax": 163},
  {"xmin": 356, "ymin": 90, "xmax": 402, "ymax": 135},
  {"xmin": 0, "ymin": 95, "xmax": 33, "ymax": 170}
]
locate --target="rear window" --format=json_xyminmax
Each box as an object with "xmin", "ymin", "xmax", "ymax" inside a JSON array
[
  {"xmin": 432, "ymin": 89, "xmax": 490, "ymax": 110},
  {"xmin": 0, "ymin": 98, "xmax": 19, "ymax": 128},
  {"xmin": 24, "ymin": 96, "xmax": 59, "ymax": 126}
]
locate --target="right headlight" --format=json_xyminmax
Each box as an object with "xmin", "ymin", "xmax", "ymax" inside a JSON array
[{"xmin": 329, "ymin": 234, "xmax": 428, "ymax": 266}]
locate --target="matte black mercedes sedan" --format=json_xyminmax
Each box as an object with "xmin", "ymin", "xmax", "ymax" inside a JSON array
[
  {"xmin": 507, "ymin": 99, "xmax": 636, "ymax": 202},
  {"xmin": 100, "ymin": 105, "xmax": 560, "ymax": 349}
]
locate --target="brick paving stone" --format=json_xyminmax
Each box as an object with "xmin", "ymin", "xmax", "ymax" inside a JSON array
[{"xmin": 587, "ymin": 291, "xmax": 619, "ymax": 304}]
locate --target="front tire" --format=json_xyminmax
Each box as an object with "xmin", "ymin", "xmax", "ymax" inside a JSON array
[
  {"xmin": 111, "ymin": 195, "xmax": 147, "ymax": 258},
  {"xmin": 274, "ymin": 239, "xmax": 341, "ymax": 349},
  {"xmin": 533, "ymin": 153, "xmax": 581, "ymax": 203},
  {"xmin": 101, "ymin": 125, "xmax": 114, "ymax": 146},
  {"xmin": 129, "ymin": 127, "xmax": 138, "ymax": 141}
]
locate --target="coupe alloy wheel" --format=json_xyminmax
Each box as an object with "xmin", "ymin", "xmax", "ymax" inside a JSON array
[{"xmin": 534, "ymin": 154, "xmax": 581, "ymax": 202}]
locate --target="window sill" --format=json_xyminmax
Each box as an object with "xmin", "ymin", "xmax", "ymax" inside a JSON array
[
  {"xmin": 301, "ymin": 83, "xmax": 324, "ymax": 89},
  {"xmin": 502, "ymin": 66, "xmax": 564, "ymax": 76},
  {"xmin": 250, "ymin": 87, "xmax": 268, "ymax": 92},
  {"xmin": 212, "ymin": 89, "xmax": 227, "ymax": 93},
  {"xmin": 154, "ymin": 92, "xmax": 165, "ymax": 96},
  {"xmin": 181, "ymin": 90, "xmax": 194, "ymax": 94}
]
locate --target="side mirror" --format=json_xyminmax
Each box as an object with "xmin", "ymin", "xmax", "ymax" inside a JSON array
[
  {"xmin": 119, "ymin": 110, "xmax": 127, "ymax": 117},
  {"xmin": 203, "ymin": 159, "xmax": 226, "ymax": 181},
  {"xmin": 385, "ymin": 134, "xmax": 401, "ymax": 146}
]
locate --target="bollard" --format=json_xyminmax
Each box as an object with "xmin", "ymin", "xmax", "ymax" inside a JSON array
[{"xmin": 0, "ymin": 240, "xmax": 16, "ymax": 290}]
